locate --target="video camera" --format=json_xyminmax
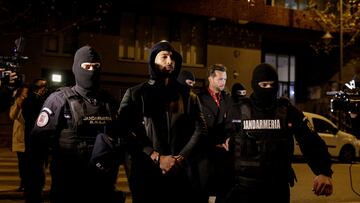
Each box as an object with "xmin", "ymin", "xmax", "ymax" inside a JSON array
[
  {"xmin": 0, "ymin": 36, "xmax": 28, "ymax": 88},
  {"xmin": 327, "ymin": 80, "xmax": 360, "ymax": 114}
]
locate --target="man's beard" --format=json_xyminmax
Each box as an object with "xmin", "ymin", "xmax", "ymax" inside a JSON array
[{"xmin": 155, "ymin": 64, "xmax": 173, "ymax": 78}]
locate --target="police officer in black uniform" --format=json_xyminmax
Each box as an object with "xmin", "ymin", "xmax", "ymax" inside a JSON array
[
  {"xmin": 224, "ymin": 63, "xmax": 333, "ymax": 203},
  {"xmin": 231, "ymin": 82, "xmax": 247, "ymax": 102},
  {"xmin": 25, "ymin": 45, "xmax": 122, "ymax": 203}
]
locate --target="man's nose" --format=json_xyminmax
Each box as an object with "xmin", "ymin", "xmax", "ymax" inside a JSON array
[{"xmin": 166, "ymin": 57, "xmax": 173, "ymax": 65}]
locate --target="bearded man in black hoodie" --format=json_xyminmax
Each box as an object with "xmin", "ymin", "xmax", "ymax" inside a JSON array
[
  {"xmin": 25, "ymin": 45, "xmax": 122, "ymax": 203},
  {"xmin": 117, "ymin": 40, "xmax": 207, "ymax": 203}
]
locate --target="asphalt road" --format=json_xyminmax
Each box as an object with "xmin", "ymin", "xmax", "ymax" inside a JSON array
[
  {"xmin": 0, "ymin": 162, "xmax": 359, "ymax": 203},
  {"xmin": 291, "ymin": 161, "xmax": 360, "ymax": 203}
]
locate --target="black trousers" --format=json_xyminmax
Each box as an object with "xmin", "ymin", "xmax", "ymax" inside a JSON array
[{"xmin": 16, "ymin": 152, "xmax": 26, "ymax": 187}]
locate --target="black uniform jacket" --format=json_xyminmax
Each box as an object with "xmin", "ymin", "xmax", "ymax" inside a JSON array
[{"xmin": 228, "ymin": 97, "xmax": 333, "ymax": 178}]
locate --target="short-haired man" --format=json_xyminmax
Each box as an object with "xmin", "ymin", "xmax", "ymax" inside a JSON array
[{"xmin": 198, "ymin": 64, "xmax": 233, "ymax": 202}]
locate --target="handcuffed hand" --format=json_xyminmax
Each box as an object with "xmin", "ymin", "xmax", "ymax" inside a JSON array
[
  {"xmin": 159, "ymin": 155, "xmax": 176, "ymax": 174},
  {"xmin": 174, "ymin": 155, "xmax": 184, "ymax": 168},
  {"xmin": 215, "ymin": 138, "xmax": 230, "ymax": 151}
]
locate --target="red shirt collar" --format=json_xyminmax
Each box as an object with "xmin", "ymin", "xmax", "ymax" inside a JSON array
[{"xmin": 208, "ymin": 88, "xmax": 221, "ymax": 107}]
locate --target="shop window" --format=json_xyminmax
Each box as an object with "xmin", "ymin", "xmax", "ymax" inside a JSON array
[
  {"xmin": 265, "ymin": 53, "xmax": 296, "ymax": 103},
  {"xmin": 43, "ymin": 30, "xmax": 77, "ymax": 56}
]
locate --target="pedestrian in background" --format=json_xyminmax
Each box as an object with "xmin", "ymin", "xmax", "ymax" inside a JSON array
[{"xmin": 9, "ymin": 84, "xmax": 29, "ymax": 192}]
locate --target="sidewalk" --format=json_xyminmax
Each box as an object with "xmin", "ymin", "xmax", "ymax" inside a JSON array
[
  {"xmin": 0, "ymin": 147, "xmax": 26, "ymax": 200},
  {"xmin": 0, "ymin": 147, "xmax": 131, "ymax": 202}
]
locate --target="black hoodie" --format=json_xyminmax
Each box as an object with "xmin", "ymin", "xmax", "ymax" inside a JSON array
[{"xmin": 148, "ymin": 41, "xmax": 182, "ymax": 82}]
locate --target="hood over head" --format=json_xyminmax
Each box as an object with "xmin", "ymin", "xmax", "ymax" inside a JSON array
[{"xmin": 148, "ymin": 41, "xmax": 182, "ymax": 81}]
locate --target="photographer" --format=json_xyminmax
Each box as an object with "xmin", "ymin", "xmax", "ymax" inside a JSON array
[{"xmin": 0, "ymin": 68, "xmax": 18, "ymax": 112}]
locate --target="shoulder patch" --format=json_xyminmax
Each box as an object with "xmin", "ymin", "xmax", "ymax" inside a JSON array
[
  {"xmin": 36, "ymin": 111, "xmax": 50, "ymax": 127},
  {"xmin": 42, "ymin": 107, "xmax": 53, "ymax": 115}
]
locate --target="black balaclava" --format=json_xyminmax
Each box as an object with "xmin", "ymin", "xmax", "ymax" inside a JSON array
[
  {"xmin": 231, "ymin": 82, "xmax": 246, "ymax": 97},
  {"xmin": 231, "ymin": 82, "xmax": 246, "ymax": 102},
  {"xmin": 148, "ymin": 41, "xmax": 182, "ymax": 82},
  {"xmin": 72, "ymin": 45, "xmax": 101, "ymax": 91},
  {"xmin": 251, "ymin": 63, "xmax": 279, "ymax": 108},
  {"xmin": 177, "ymin": 70, "xmax": 195, "ymax": 86}
]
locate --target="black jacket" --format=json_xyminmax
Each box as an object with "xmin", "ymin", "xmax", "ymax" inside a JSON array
[
  {"xmin": 197, "ymin": 88, "xmax": 234, "ymax": 196},
  {"xmin": 228, "ymin": 96, "xmax": 333, "ymax": 179},
  {"xmin": 25, "ymin": 87, "xmax": 119, "ymax": 203},
  {"xmin": 118, "ymin": 41, "xmax": 208, "ymax": 203},
  {"xmin": 117, "ymin": 80, "xmax": 207, "ymax": 203},
  {"xmin": 198, "ymin": 89, "xmax": 233, "ymax": 147},
  {"xmin": 118, "ymin": 81, "xmax": 207, "ymax": 158}
]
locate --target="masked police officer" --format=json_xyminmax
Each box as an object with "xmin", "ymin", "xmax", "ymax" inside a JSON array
[
  {"xmin": 223, "ymin": 63, "xmax": 333, "ymax": 203},
  {"xmin": 25, "ymin": 45, "xmax": 123, "ymax": 203}
]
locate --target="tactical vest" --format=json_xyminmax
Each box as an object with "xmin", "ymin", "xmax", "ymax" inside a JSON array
[
  {"xmin": 58, "ymin": 87, "xmax": 113, "ymax": 159},
  {"xmin": 232, "ymin": 98, "xmax": 295, "ymax": 186}
]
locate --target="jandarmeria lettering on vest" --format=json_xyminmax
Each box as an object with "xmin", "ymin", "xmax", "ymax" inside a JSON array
[
  {"xmin": 243, "ymin": 119, "xmax": 281, "ymax": 130},
  {"xmin": 83, "ymin": 116, "xmax": 112, "ymax": 124}
]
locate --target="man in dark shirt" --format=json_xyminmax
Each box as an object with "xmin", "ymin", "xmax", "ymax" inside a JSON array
[
  {"xmin": 198, "ymin": 64, "xmax": 233, "ymax": 203},
  {"xmin": 117, "ymin": 40, "xmax": 207, "ymax": 203}
]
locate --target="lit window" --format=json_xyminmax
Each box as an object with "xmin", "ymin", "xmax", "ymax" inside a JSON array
[{"xmin": 52, "ymin": 74, "xmax": 62, "ymax": 83}]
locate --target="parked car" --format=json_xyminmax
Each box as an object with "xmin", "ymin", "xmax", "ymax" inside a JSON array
[{"xmin": 293, "ymin": 112, "xmax": 360, "ymax": 162}]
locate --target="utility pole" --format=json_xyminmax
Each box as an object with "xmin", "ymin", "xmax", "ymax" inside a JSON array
[{"xmin": 339, "ymin": 0, "xmax": 344, "ymax": 87}]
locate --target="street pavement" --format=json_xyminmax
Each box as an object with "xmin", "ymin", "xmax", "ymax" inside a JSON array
[
  {"xmin": 1, "ymin": 147, "xmax": 360, "ymax": 203},
  {"xmin": 291, "ymin": 160, "xmax": 360, "ymax": 203},
  {"xmin": 0, "ymin": 147, "xmax": 132, "ymax": 203}
]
